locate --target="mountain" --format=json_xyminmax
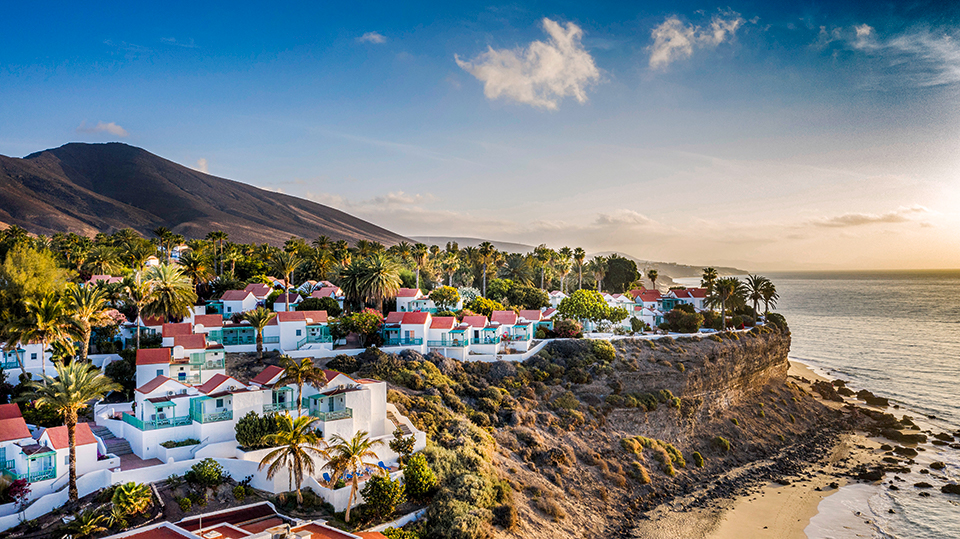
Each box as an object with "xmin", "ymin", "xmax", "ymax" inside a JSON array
[
  {"xmin": 0, "ymin": 142, "xmax": 410, "ymax": 245},
  {"xmin": 593, "ymin": 252, "xmax": 747, "ymax": 279},
  {"xmin": 409, "ymin": 236, "xmax": 535, "ymax": 254}
]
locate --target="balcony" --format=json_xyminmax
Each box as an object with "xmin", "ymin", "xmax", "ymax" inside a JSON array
[
  {"xmin": 0, "ymin": 459, "xmax": 13, "ymax": 471},
  {"xmin": 122, "ymin": 412, "xmax": 192, "ymax": 431},
  {"xmin": 382, "ymin": 338, "xmax": 422, "ymax": 347},
  {"xmin": 296, "ymin": 334, "xmax": 332, "ymax": 349},
  {"xmin": 0, "ymin": 360, "xmax": 19, "ymax": 370},
  {"xmin": 194, "ymin": 409, "xmax": 233, "ymax": 424},
  {"xmin": 263, "ymin": 336, "xmax": 280, "ymax": 344},
  {"xmin": 310, "ymin": 407, "xmax": 353, "ymax": 421},
  {"xmin": 263, "ymin": 401, "xmax": 294, "ymax": 413},
  {"xmin": 6, "ymin": 468, "xmax": 56, "ymax": 483},
  {"xmin": 427, "ymin": 340, "xmax": 468, "ymax": 348},
  {"xmin": 221, "ymin": 334, "xmax": 256, "ymax": 346},
  {"xmin": 174, "ymin": 374, "xmax": 202, "ymax": 385},
  {"xmin": 470, "ymin": 338, "xmax": 500, "ymax": 345}
]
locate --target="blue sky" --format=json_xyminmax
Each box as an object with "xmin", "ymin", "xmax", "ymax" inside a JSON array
[{"xmin": 1, "ymin": 1, "xmax": 959, "ymax": 270}]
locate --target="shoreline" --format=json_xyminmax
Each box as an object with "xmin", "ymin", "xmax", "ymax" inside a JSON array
[{"xmin": 628, "ymin": 360, "xmax": 886, "ymax": 539}]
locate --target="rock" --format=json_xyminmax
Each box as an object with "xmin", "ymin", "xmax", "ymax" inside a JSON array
[
  {"xmin": 930, "ymin": 462, "xmax": 945, "ymax": 470},
  {"xmin": 914, "ymin": 482, "xmax": 933, "ymax": 488},
  {"xmin": 829, "ymin": 482, "xmax": 839, "ymax": 489},
  {"xmin": 837, "ymin": 387, "xmax": 855, "ymax": 397},
  {"xmin": 932, "ymin": 440, "xmax": 949, "ymax": 446},
  {"xmin": 856, "ymin": 389, "xmax": 889, "ymax": 407},
  {"xmin": 941, "ymin": 484, "xmax": 960, "ymax": 495},
  {"xmin": 889, "ymin": 485, "xmax": 899, "ymax": 491},
  {"xmin": 812, "ymin": 381, "xmax": 844, "ymax": 402},
  {"xmin": 894, "ymin": 446, "xmax": 919, "ymax": 457},
  {"xmin": 880, "ymin": 444, "xmax": 894, "ymax": 451},
  {"xmin": 934, "ymin": 432, "xmax": 953, "ymax": 442},
  {"xmin": 920, "ymin": 469, "xmax": 930, "ymax": 474},
  {"xmin": 920, "ymin": 492, "xmax": 931, "ymax": 497},
  {"xmin": 858, "ymin": 469, "xmax": 885, "ymax": 482}
]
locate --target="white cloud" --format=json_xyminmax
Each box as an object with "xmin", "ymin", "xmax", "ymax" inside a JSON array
[
  {"xmin": 595, "ymin": 209, "xmax": 658, "ymax": 227},
  {"xmin": 848, "ymin": 25, "xmax": 960, "ymax": 87},
  {"xmin": 357, "ymin": 32, "xmax": 387, "ymax": 44},
  {"xmin": 809, "ymin": 205, "xmax": 931, "ymax": 228},
  {"xmin": 455, "ymin": 18, "xmax": 600, "ymax": 110},
  {"xmin": 648, "ymin": 11, "xmax": 744, "ymax": 69},
  {"xmin": 161, "ymin": 37, "xmax": 198, "ymax": 48},
  {"xmin": 195, "ymin": 158, "xmax": 208, "ymax": 173},
  {"xmin": 76, "ymin": 121, "xmax": 129, "ymax": 137}
]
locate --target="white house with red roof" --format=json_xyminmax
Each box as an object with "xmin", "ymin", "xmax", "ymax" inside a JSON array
[
  {"xmin": 381, "ymin": 311, "xmax": 429, "ymax": 350},
  {"xmin": 0, "ymin": 341, "xmax": 51, "ymax": 380},
  {"xmin": 218, "ymin": 290, "xmax": 258, "ymax": 316},
  {"xmin": 136, "ymin": 345, "xmax": 226, "ymax": 388},
  {"xmin": 667, "ymin": 287, "xmax": 708, "ymax": 310},
  {"xmin": 243, "ymin": 283, "xmax": 273, "ymax": 303},
  {"xmin": 548, "ymin": 290, "xmax": 567, "ymax": 309},
  {"xmin": 310, "ymin": 285, "xmax": 345, "ymax": 310},
  {"xmin": 85, "ymin": 274, "xmax": 123, "ymax": 286},
  {"xmin": 271, "ymin": 292, "xmax": 302, "ymax": 312},
  {"xmin": 393, "ymin": 288, "xmax": 424, "ymax": 312},
  {"xmin": 38, "ymin": 423, "xmax": 117, "ymax": 479}
]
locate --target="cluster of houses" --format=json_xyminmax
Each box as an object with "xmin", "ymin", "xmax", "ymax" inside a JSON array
[{"xmin": 548, "ymin": 287, "xmax": 708, "ymax": 330}]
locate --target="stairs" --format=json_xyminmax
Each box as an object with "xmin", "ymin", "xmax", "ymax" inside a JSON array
[
  {"xmin": 90, "ymin": 424, "xmax": 132, "ymax": 456},
  {"xmin": 386, "ymin": 411, "xmax": 412, "ymax": 436}
]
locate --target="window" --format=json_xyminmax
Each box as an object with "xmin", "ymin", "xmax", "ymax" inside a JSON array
[
  {"xmin": 157, "ymin": 369, "xmax": 163, "ymax": 377},
  {"xmin": 296, "ymin": 329, "xmax": 302, "ymax": 336},
  {"xmin": 227, "ymin": 307, "xmax": 232, "ymax": 313},
  {"xmin": 31, "ymin": 353, "xmax": 37, "ymax": 360},
  {"xmin": 216, "ymin": 398, "xmax": 224, "ymax": 408},
  {"xmin": 64, "ymin": 454, "xmax": 69, "ymax": 465}
]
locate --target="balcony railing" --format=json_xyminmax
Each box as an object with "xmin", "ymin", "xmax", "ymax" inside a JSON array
[
  {"xmin": 296, "ymin": 334, "xmax": 332, "ymax": 349},
  {"xmin": 310, "ymin": 407, "xmax": 353, "ymax": 421},
  {"xmin": 122, "ymin": 412, "xmax": 192, "ymax": 431},
  {"xmin": 427, "ymin": 340, "xmax": 468, "ymax": 348},
  {"xmin": 382, "ymin": 338, "xmax": 422, "ymax": 347},
  {"xmin": 7, "ymin": 467, "xmax": 56, "ymax": 483},
  {"xmin": 175, "ymin": 375, "xmax": 202, "ymax": 385},
  {"xmin": 0, "ymin": 360, "xmax": 19, "ymax": 370},
  {"xmin": 194, "ymin": 410, "xmax": 233, "ymax": 424},
  {"xmin": 263, "ymin": 336, "xmax": 280, "ymax": 344},
  {"xmin": 1, "ymin": 459, "xmax": 14, "ymax": 471},
  {"xmin": 263, "ymin": 401, "xmax": 294, "ymax": 413},
  {"xmin": 470, "ymin": 338, "xmax": 500, "ymax": 345},
  {"xmin": 222, "ymin": 335, "xmax": 256, "ymax": 346}
]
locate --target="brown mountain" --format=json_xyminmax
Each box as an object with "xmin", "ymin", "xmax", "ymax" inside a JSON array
[{"xmin": 0, "ymin": 142, "xmax": 410, "ymax": 245}]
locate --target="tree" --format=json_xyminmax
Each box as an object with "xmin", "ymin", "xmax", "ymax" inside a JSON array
[
  {"xmin": 206, "ymin": 230, "xmax": 229, "ymax": 275},
  {"xmin": 429, "ymin": 286, "xmax": 460, "ymax": 312},
  {"xmin": 269, "ymin": 251, "xmax": 303, "ymax": 313},
  {"xmin": 123, "ymin": 271, "xmax": 152, "ymax": 350},
  {"xmin": 276, "ymin": 356, "xmax": 325, "ymax": 416},
  {"xmin": 760, "ymin": 280, "xmax": 779, "ymax": 315},
  {"xmin": 402, "ymin": 452, "xmax": 437, "ymax": 501},
  {"xmin": 701, "ymin": 267, "xmax": 719, "ymax": 293},
  {"xmin": 143, "ymin": 264, "xmax": 197, "ymax": 321},
  {"xmin": 465, "ymin": 297, "xmax": 505, "ymax": 317},
  {"xmin": 20, "ymin": 293, "xmax": 70, "ymax": 381},
  {"xmin": 235, "ymin": 411, "xmax": 282, "ymax": 449},
  {"xmin": 478, "ymin": 241, "xmax": 496, "ymax": 297},
  {"xmin": 605, "ymin": 255, "xmax": 640, "ymax": 294},
  {"xmin": 243, "ymin": 307, "xmax": 277, "ymax": 360},
  {"xmin": 360, "ymin": 253, "xmax": 402, "ymax": 313},
  {"xmin": 573, "ymin": 247, "xmax": 586, "ymax": 290},
  {"xmin": 708, "ymin": 277, "xmax": 747, "ymax": 330},
  {"xmin": 646, "ymin": 269, "xmax": 659, "ymax": 291},
  {"xmin": 29, "ymin": 361, "xmax": 121, "ymax": 501},
  {"xmin": 81, "ymin": 245, "xmax": 121, "ymax": 276},
  {"xmin": 178, "ymin": 251, "xmax": 212, "ymax": 294},
  {"xmin": 64, "ymin": 283, "xmax": 109, "ymax": 363},
  {"xmin": 440, "ymin": 252, "xmax": 460, "ymax": 286},
  {"xmin": 361, "ymin": 473, "xmax": 405, "ymax": 521},
  {"xmin": 327, "ymin": 430, "xmax": 384, "ymax": 523},
  {"xmin": 0, "ymin": 244, "xmax": 71, "ymax": 319},
  {"xmin": 533, "ymin": 244, "xmax": 554, "ymax": 289},
  {"xmin": 259, "ymin": 413, "xmax": 330, "ymax": 506},
  {"xmin": 388, "ymin": 426, "xmax": 416, "ymax": 468},
  {"xmin": 412, "ymin": 243, "xmax": 429, "ymax": 292},
  {"xmin": 332, "ymin": 310, "xmax": 383, "ymax": 347},
  {"xmin": 62, "ymin": 511, "xmax": 108, "ymax": 538},
  {"xmin": 112, "ymin": 482, "xmax": 152, "ymax": 517},
  {"xmin": 745, "ymin": 274, "xmax": 770, "ymax": 316},
  {"xmin": 557, "ymin": 289, "xmax": 610, "ymax": 327},
  {"xmin": 589, "ymin": 256, "xmax": 608, "ymax": 292}
]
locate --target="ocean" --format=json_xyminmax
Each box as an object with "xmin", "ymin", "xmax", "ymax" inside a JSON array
[{"xmin": 749, "ymin": 271, "xmax": 960, "ymax": 538}]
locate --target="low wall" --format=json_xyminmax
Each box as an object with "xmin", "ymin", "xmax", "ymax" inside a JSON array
[
  {"xmin": 90, "ymin": 353, "xmax": 121, "ymax": 369},
  {"xmin": 367, "ymin": 508, "xmax": 427, "ymax": 533},
  {"xmin": 158, "ymin": 443, "xmax": 199, "ymax": 463},
  {"xmin": 304, "ymin": 469, "xmax": 405, "ymax": 512},
  {"xmin": 194, "ymin": 441, "xmax": 238, "ymax": 459}
]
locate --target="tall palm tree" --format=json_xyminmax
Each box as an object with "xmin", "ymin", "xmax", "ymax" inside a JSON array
[
  {"xmin": 589, "ymin": 256, "xmax": 608, "ymax": 292},
  {"xmin": 312, "ymin": 235, "xmax": 332, "ymax": 252},
  {"xmin": 81, "ymin": 245, "xmax": 121, "ymax": 276},
  {"xmin": 21, "ymin": 293, "xmax": 70, "ymax": 382},
  {"xmin": 270, "ymin": 251, "xmax": 303, "ymax": 313},
  {"xmin": 701, "ymin": 267, "xmax": 719, "ymax": 293},
  {"xmin": 152, "ymin": 227, "xmax": 173, "ymax": 263},
  {"xmin": 500, "ymin": 253, "xmax": 533, "ymax": 285},
  {"xmin": 307, "ymin": 247, "xmax": 336, "ymax": 282},
  {"xmin": 556, "ymin": 247, "xmax": 573, "ymax": 293},
  {"xmin": 412, "ymin": 243, "xmax": 429, "ymax": 291},
  {"xmin": 441, "ymin": 252, "xmax": 460, "ymax": 287},
  {"xmin": 123, "ymin": 272, "xmax": 152, "ymax": 350},
  {"xmin": 478, "ymin": 241, "xmax": 496, "ymax": 297},
  {"xmin": 338, "ymin": 260, "xmax": 367, "ymax": 312},
  {"xmin": 760, "ymin": 280, "xmax": 779, "ymax": 315},
  {"xmin": 123, "ymin": 240, "xmax": 156, "ymax": 271},
  {"xmin": 143, "ymin": 264, "xmax": 197, "ymax": 321},
  {"xmin": 327, "ymin": 431, "xmax": 384, "ymax": 523},
  {"xmin": 29, "ymin": 361, "xmax": 120, "ymax": 501},
  {"xmin": 646, "ymin": 269, "xmax": 659, "ymax": 291},
  {"xmin": 745, "ymin": 274, "xmax": 770, "ymax": 316},
  {"xmin": 276, "ymin": 356, "xmax": 326, "ymax": 416},
  {"xmin": 392, "ymin": 241, "xmax": 412, "ymax": 264},
  {"xmin": 206, "ymin": 231, "xmax": 229, "ymax": 275},
  {"xmin": 259, "ymin": 413, "xmax": 330, "ymax": 506},
  {"xmin": 64, "ymin": 283, "xmax": 109, "ymax": 363},
  {"xmin": 176, "ymin": 251, "xmax": 211, "ymax": 295},
  {"xmin": 243, "ymin": 307, "xmax": 277, "ymax": 361},
  {"xmin": 573, "ymin": 247, "xmax": 586, "ymax": 290},
  {"xmin": 708, "ymin": 277, "xmax": 747, "ymax": 330},
  {"xmin": 360, "ymin": 253, "xmax": 402, "ymax": 313},
  {"xmin": 533, "ymin": 244, "xmax": 553, "ymax": 290}
]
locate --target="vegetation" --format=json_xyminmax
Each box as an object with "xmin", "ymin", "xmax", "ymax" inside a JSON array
[
  {"xmin": 403, "ymin": 452, "xmax": 438, "ymax": 501},
  {"xmin": 236, "ymin": 411, "xmax": 283, "ymax": 450},
  {"xmin": 160, "ymin": 438, "xmax": 200, "ymax": 449},
  {"xmin": 112, "ymin": 482, "xmax": 153, "ymax": 517},
  {"xmin": 389, "ymin": 426, "xmax": 417, "ymax": 468},
  {"xmin": 243, "ymin": 307, "xmax": 277, "ymax": 360},
  {"xmin": 327, "ymin": 430, "xmax": 384, "ymax": 522},
  {"xmin": 185, "ymin": 458, "xmax": 227, "ymax": 488},
  {"xmin": 276, "ymin": 355, "xmax": 325, "ymax": 415},
  {"xmin": 361, "ymin": 473, "xmax": 406, "ymax": 521},
  {"xmin": 260, "ymin": 413, "xmax": 329, "ymax": 506}
]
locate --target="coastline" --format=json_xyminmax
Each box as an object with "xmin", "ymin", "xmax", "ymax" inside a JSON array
[{"xmin": 629, "ymin": 360, "xmax": 886, "ymax": 539}]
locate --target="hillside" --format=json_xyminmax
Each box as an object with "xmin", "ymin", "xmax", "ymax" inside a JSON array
[{"xmin": 0, "ymin": 142, "xmax": 410, "ymax": 246}]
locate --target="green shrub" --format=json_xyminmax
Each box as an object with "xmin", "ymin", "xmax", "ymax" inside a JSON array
[
  {"xmin": 112, "ymin": 482, "xmax": 152, "ymax": 516},
  {"xmin": 326, "ymin": 354, "xmax": 360, "ymax": 373},
  {"xmin": 708, "ymin": 334, "xmax": 723, "ymax": 342},
  {"xmin": 652, "ymin": 446, "xmax": 675, "ymax": 476},
  {"xmin": 185, "ymin": 458, "xmax": 226, "ymax": 488},
  {"xmin": 493, "ymin": 502, "xmax": 519, "ymax": 529},
  {"xmin": 605, "ymin": 394, "xmax": 626, "ymax": 407},
  {"xmin": 235, "ymin": 411, "xmax": 282, "ymax": 450},
  {"xmin": 233, "ymin": 485, "xmax": 246, "ymax": 502},
  {"xmin": 553, "ymin": 391, "xmax": 580, "ymax": 411},
  {"xmin": 692, "ymin": 451, "xmax": 705, "ymax": 467},
  {"xmin": 178, "ymin": 497, "xmax": 192, "ymax": 512},
  {"xmin": 591, "ymin": 340, "xmax": 616, "ymax": 362},
  {"xmin": 160, "ymin": 438, "xmax": 200, "ymax": 449},
  {"xmin": 383, "ymin": 527, "xmax": 420, "ymax": 539},
  {"xmin": 361, "ymin": 473, "xmax": 406, "ymax": 520},
  {"xmin": 765, "ymin": 313, "xmax": 788, "ymax": 330},
  {"xmin": 631, "ymin": 461, "xmax": 651, "ymax": 484},
  {"xmin": 730, "ymin": 418, "xmax": 739, "ymax": 426},
  {"xmin": 404, "ymin": 453, "xmax": 438, "ymax": 501},
  {"xmin": 712, "ymin": 436, "xmax": 731, "ymax": 452}
]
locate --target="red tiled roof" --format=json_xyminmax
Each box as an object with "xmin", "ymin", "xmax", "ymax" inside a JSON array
[
  {"xmin": 162, "ymin": 323, "xmax": 193, "ymax": 338},
  {"xmin": 244, "ymin": 283, "xmax": 273, "ymax": 297},
  {"xmin": 120, "ymin": 524, "xmax": 199, "ymax": 539},
  {"xmin": 460, "ymin": 315, "xmax": 488, "ymax": 328},
  {"xmin": 275, "ymin": 293, "xmax": 301, "ymax": 302},
  {"xmin": 291, "ymin": 522, "xmax": 360, "ymax": 539},
  {"xmin": 194, "ymin": 314, "xmax": 223, "ymax": 328},
  {"xmin": 221, "ymin": 290, "xmax": 254, "ymax": 302},
  {"xmin": 384, "ymin": 312, "xmax": 404, "ymax": 324},
  {"xmin": 300, "ymin": 310, "xmax": 328, "ymax": 324},
  {"xmin": 174, "ymin": 334, "xmax": 207, "ymax": 350},
  {"xmin": 430, "ymin": 316, "xmax": 457, "ymax": 329},
  {"xmin": 395, "ymin": 288, "xmax": 421, "ymax": 298},
  {"xmin": 201, "ymin": 524, "xmax": 251, "ymax": 539},
  {"xmin": 310, "ymin": 288, "xmax": 341, "ymax": 298},
  {"xmin": 491, "ymin": 310, "xmax": 517, "ymax": 325},
  {"xmin": 239, "ymin": 518, "xmax": 284, "ymax": 534},
  {"xmin": 136, "ymin": 375, "xmax": 177, "ymax": 394},
  {"xmin": 321, "ymin": 369, "xmax": 353, "ymax": 384},
  {"xmin": 356, "ymin": 533, "xmax": 390, "ymax": 539},
  {"xmin": 196, "ymin": 373, "xmax": 240, "ymax": 395},
  {"xmin": 45, "ymin": 422, "xmax": 97, "ymax": 449},
  {"xmin": 137, "ymin": 348, "xmax": 172, "ymax": 365},
  {"xmin": 518, "ymin": 310, "xmax": 543, "ymax": 322},
  {"xmin": 671, "ymin": 289, "xmax": 693, "ymax": 298},
  {"xmin": 268, "ymin": 311, "xmax": 306, "ymax": 325},
  {"xmin": 688, "ymin": 288, "xmax": 708, "ymax": 298},
  {"xmin": 142, "ymin": 315, "xmax": 165, "ymax": 327},
  {"xmin": 636, "ymin": 290, "xmax": 662, "ymax": 302},
  {"xmin": 0, "ymin": 403, "xmax": 23, "ymax": 420},
  {"xmin": 401, "ymin": 312, "xmax": 430, "ymax": 325},
  {"xmin": 542, "ymin": 308, "xmax": 558, "ymax": 318},
  {"xmin": 178, "ymin": 502, "xmax": 279, "ymax": 532},
  {"xmin": 250, "ymin": 365, "xmax": 284, "ymax": 386},
  {"xmin": 0, "ymin": 416, "xmax": 30, "ymax": 442}
]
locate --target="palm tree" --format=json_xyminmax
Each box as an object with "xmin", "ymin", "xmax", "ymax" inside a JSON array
[
  {"xmin": 360, "ymin": 253, "xmax": 402, "ymax": 313},
  {"xmin": 206, "ymin": 230, "xmax": 229, "ymax": 275},
  {"xmin": 478, "ymin": 241, "xmax": 496, "ymax": 297},
  {"xmin": 392, "ymin": 241, "xmax": 412, "ymax": 264},
  {"xmin": 533, "ymin": 244, "xmax": 554, "ymax": 290},
  {"xmin": 123, "ymin": 272, "xmax": 152, "ymax": 350},
  {"xmin": 573, "ymin": 247, "xmax": 586, "ymax": 290},
  {"xmin": 64, "ymin": 283, "xmax": 109, "ymax": 363},
  {"xmin": 708, "ymin": 277, "xmax": 747, "ymax": 330},
  {"xmin": 338, "ymin": 260, "xmax": 367, "ymax": 312},
  {"xmin": 312, "ymin": 235, "xmax": 332, "ymax": 251},
  {"xmin": 307, "ymin": 247, "xmax": 336, "ymax": 282},
  {"xmin": 500, "ymin": 253, "xmax": 533, "ymax": 285},
  {"xmin": 745, "ymin": 274, "xmax": 770, "ymax": 316},
  {"xmin": 760, "ymin": 280, "xmax": 779, "ymax": 315},
  {"xmin": 1, "ymin": 315, "xmax": 29, "ymax": 378},
  {"xmin": 143, "ymin": 264, "xmax": 197, "ymax": 321},
  {"xmin": 63, "ymin": 511, "xmax": 108, "ymax": 538},
  {"xmin": 589, "ymin": 256, "xmax": 607, "ymax": 292},
  {"xmin": 178, "ymin": 251, "xmax": 212, "ymax": 294},
  {"xmin": 259, "ymin": 413, "xmax": 330, "ymax": 506},
  {"xmin": 243, "ymin": 307, "xmax": 277, "ymax": 361},
  {"xmin": 21, "ymin": 293, "xmax": 70, "ymax": 382},
  {"xmin": 270, "ymin": 251, "xmax": 303, "ymax": 313},
  {"xmin": 412, "ymin": 243, "xmax": 429, "ymax": 291},
  {"xmin": 29, "ymin": 361, "xmax": 120, "ymax": 501},
  {"xmin": 327, "ymin": 431, "xmax": 384, "ymax": 523},
  {"xmin": 152, "ymin": 227, "xmax": 173, "ymax": 263},
  {"xmin": 81, "ymin": 245, "xmax": 121, "ymax": 275},
  {"xmin": 556, "ymin": 247, "xmax": 573, "ymax": 293},
  {"xmin": 701, "ymin": 267, "xmax": 719, "ymax": 293},
  {"xmin": 277, "ymin": 356, "xmax": 326, "ymax": 416},
  {"xmin": 123, "ymin": 241, "xmax": 156, "ymax": 271},
  {"xmin": 441, "ymin": 252, "xmax": 460, "ymax": 287},
  {"xmin": 646, "ymin": 269, "xmax": 659, "ymax": 291},
  {"xmin": 222, "ymin": 248, "xmax": 242, "ymax": 275}
]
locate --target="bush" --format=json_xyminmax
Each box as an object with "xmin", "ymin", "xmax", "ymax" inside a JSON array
[
  {"xmin": 390, "ymin": 427, "xmax": 417, "ymax": 467},
  {"xmin": 235, "ymin": 411, "xmax": 282, "ymax": 450},
  {"xmin": 326, "ymin": 354, "xmax": 360, "ymax": 373},
  {"xmin": 178, "ymin": 497, "xmax": 192, "ymax": 512},
  {"xmin": 631, "ymin": 461, "xmax": 651, "ymax": 484},
  {"xmin": 185, "ymin": 458, "xmax": 226, "ymax": 488},
  {"xmin": 712, "ymin": 436, "xmax": 731, "ymax": 452},
  {"xmin": 692, "ymin": 451, "xmax": 705, "ymax": 467},
  {"xmin": 591, "ymin": 340, "xmax": 616, "ymax": 362},
  {"xmin": 493, "ymin": 502, "xmax": 519, "ymax": 529},
  {"xmin": 383, "ymin": 528, "xmax": 421, "ymax": 539},
  {"xmin": 765, "ymin": 312, "xmax": 788, "ymax": 330},
  {"xmin": 160, "ymin": 438, "xmax": 200, "ymax": 449},
  {"xmin": 361, "ymin": 473, "xmax": 406, "ymax": 520},
  {"xmin": 404, "ymin": 453, "xmax": 438, "ymax": 501},
  {"xmin": 534, "ymin": 496, "xmax": 566, "ymax": 521},
  {"xmin": 233, "ymin": 485, "xmax": 246, "ymax": 501},
  {"xmin": 730, "ymin": 418, "xmax": 739, "ymax": 426},
  {"xmin": 549, "ymin": 319, "xmax": 583, "ymax": 338},
  {"xmin": 552, "ymin": 391, "xmax": 580, "ymax": 411},
  {"xmin": 112, "ymin": 482, "xmax": 152, "ymax": 516},
  {"xmin": 466, "ymin": 297, "xmax": 505, "ymax": 317},
  {"xmin": 664, "ymin": 308, "xmax": 704, "ymax": 333}
]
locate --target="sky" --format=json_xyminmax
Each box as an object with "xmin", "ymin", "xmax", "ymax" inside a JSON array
[{"xmin": 1, "ymin": 1, "xmax": 959, "ymax": 271}]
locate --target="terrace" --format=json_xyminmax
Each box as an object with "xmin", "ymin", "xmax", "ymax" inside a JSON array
[{"xmin": 122, "ymin": 412, "xmax": 192, "ymax": 430}]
